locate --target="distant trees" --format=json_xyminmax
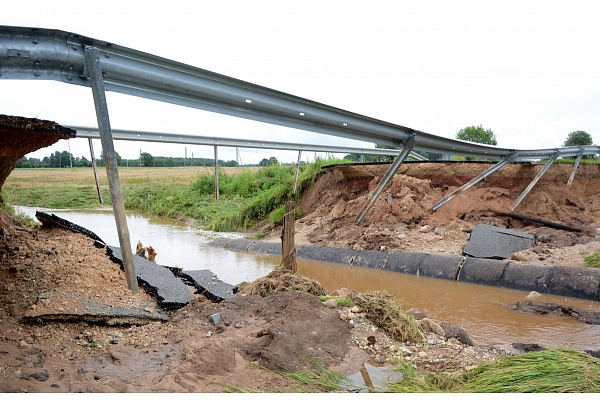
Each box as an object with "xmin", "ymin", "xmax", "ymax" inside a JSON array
[
  {"xmin": 456, "ymin": 125, "xmax": 497, "ymax": 146},
  {"xmin": 259, "ymin": 157, "xmax": 279, "ymax": 166}
]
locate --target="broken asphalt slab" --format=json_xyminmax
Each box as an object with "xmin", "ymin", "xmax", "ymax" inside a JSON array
[
  {"xmin": 463, "ymin": 224, "xmax": 535, "ymax": 259},
  {"xmin": 108, "ymin": 246, "xmax": 195, "ymax": 310},
  {"xmin": 179, "ymin": 269, "xmax": 237, "ymax": 302},
  {"xmin": 23, "ymin": 296, "xmax": 169, "ymax": 325},
  {"xmin": 36, "ymin": 211, "xmax": 105, "ymax": 245}
]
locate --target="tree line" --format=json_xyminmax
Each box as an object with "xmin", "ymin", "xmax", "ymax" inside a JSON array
[{"xmin": 15, "ymin": 151, "xmax": 240, "ymax": 168}]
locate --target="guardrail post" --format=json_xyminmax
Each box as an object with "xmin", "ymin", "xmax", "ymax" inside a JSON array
[
  {"xmin": 88, "ymin": 138, "xmax": 103, "ymax": 204},
  {"xmin": 511, "ymin": 151, "xmax": 560, "ymax": 211},
  {"xmin": 293, "ymin": 150, "xmax": 302, "ymax": 197},
  {"xmin": 567, "ymin": 147, "xmax": 585, "ymax": 187},
  {"xmin": 84, "ymin": 46, "xmax": 138, "ymax": 294},
  {"xmin": 214, "ymin": 145, "xmax": 219, "ymax": 199},
  {"xmin": 356, "ymin": 135, "xmax": 416, "ymax": 223},
  {"xmin": 433, "ymin": 152, "xmax": 519, "ymax": 211}
]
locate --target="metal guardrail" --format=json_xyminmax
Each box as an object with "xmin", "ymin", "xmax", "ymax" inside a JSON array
[
  {"xmin": 71, "ymin": 126, "xmax": 429, "ymax": 160},
  {"xmin": 2, "ymin": 25, "xmax": 598, "ymax": 160}
]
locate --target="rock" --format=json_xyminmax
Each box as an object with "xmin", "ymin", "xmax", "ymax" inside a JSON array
[
  {"xmin": 208, "ymin": 313, "xmax": 221, "ymax": 326},
  {"xmin": 324, "ymin": 299, "xmax": 338, "ymax": 308},
  {"xmin": 347, "ymin": 311, "xmax": 356, "ymax": 320},
  {"xmin": 434, "ymin": 227, "xmax": 445, "ymax": 236},
  {"xmin": 512, "ymin": 343, "xmax": 546, "ymax": 353},
  {"xmin": 439, "ymin": 321, "xmax": 474, "ymax": 346},
  {"xmin": 18, "ymin": 340, "xmax": 28, "ymax": 348},
  {"xmin": 395, "ymin": 225, "xmax": 408, "ymax": 233},
  {"xmin": 374, "ymin": 354, "xmax": 386, "ymax": 363},
  {"xmin": 537, "ymin": 233, "xmax": 552, "ymax": 243},
  {"xmin": 419, "ymin": 225, "xmax": 431, "ymax": 233},
  {"xmin": 340, "ymin": 311, "xmax": 349, "ymax": 321},
  {"xmin": 351, "ymin": 306, "xmax": 360, "ymax": 313},
  {"xmin": 407, "ymin": 308, "xmax": 427, "ymax": 320},
  {"xmin": 418, "ymin": 351, "xmax": 428, "ymax": 358},
  {"xmin": 526, "ymin": 291, "xmax": 541, "ymax": 299},
  {"xmin": 331, "ymin": 199, "xmax": 346, "ymax": 219},
  {"xmin": 367, "ymin": 336, "xmax": 376, "ymax": 345},
  {"xmin": 379, "ymin": 246, "xmax": 386, "ymax": 252},
  {"xmin": 418, "ymin": 318, "xmax": 445, "ymax": 337},
  {"xmin": 386, "ymin": 193, "xmax": 393, "ymax": 204},
  {"xmin": 398, "ymin": 346, "xmax": 412, "ymax": 355},
  {"xmin": 32, "ymin": 370, "xmax": 49, "ymax": 382}
]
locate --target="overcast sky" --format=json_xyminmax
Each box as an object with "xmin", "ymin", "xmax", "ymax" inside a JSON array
[{"xmin": 1, "ymin": 1, "xmax": 599, "ymax": 164}]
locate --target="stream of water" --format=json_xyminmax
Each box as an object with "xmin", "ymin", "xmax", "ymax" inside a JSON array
[{"xmin": 17, "ymin": 206, "xmax": 600, "ymax": 351}]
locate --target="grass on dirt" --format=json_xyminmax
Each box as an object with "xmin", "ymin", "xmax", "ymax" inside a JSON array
[
  {"xmin": 336, "ymin": 288, "xmax": 424, "ymax": 344},
  {"xmin": 3, "ymin": 157, "xmax": 349, "ymax": 231},
  {"xmin": 584, "ymin": 251, "xmax": 600, "ymax": 268},
  {"xmin": 388, "ymin": 348, "xmax": 600, "ymax": 393}
]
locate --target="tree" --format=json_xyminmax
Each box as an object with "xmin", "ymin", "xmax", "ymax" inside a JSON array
[
  {"xmin": 563, "ymin": 130, "xmax": 595, "ymax": 160},
  {"xmin": 140, "ymin": 152, "xmax": 154, "ymax": 167},
  {"xmin": 456, "ymin": 125, "xmax": 497, "ymax": 145},
  {"xmin": 259, "ymin": 157, "xmax": 278, "ymax": 166},
  {"xmin": 563, "ymin": 131, "xmax": 593, "ymax": 147}
]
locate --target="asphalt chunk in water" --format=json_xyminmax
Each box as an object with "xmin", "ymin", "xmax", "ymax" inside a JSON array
[
  {"xmin": 179, "ymin": 269, "xmax": 237, "ymax": 302},
  {"xmin": 463, "ymin": 224, "xmax": 534, "ymax": 259},
  {"xmin": 108, "ymin": 246, "xmax": 195, "ymax": 310}
]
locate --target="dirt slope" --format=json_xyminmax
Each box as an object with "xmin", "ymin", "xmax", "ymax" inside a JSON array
[{"xmin": 260, "ymin": 162, "xmax": 600, "ymax": 267}]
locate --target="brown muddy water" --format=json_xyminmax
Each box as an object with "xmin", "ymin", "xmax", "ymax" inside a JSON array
[{"xmin": 17, "ymin": 207, "xmax": 600, "ymax": 351}]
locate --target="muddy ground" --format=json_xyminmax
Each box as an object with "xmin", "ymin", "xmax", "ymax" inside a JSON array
[{"xmin": 1, "ymin": 161, "xmax": 599, "ymax": 392}]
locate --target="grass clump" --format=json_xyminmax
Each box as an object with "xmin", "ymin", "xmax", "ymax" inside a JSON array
[
  {"xmin": 458, "ymin": 348, "xmax": 600, "ymax": 393},
  {"xmin": 388, "ymin": 349, "xmax": 600, "ymax": 393},
  {"xmin": 584, "ymin": 251, "xmax": 600, "ymax": 268},
  {"xmin": 333, "ymin": 288, "xmax": 424, "ymax": 344},
  {"xmin": 236, "ymin": 269, "xmax": 327, "ymax": 297}
]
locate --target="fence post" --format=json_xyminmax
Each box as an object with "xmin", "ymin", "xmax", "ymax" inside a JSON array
[
  {"xmin": 214, "ymin": 145, "xmax": 219, "ymax": 199},
  {"xmin": 88, "ymin": 138, "xmax": 103, "ymax": 204}
]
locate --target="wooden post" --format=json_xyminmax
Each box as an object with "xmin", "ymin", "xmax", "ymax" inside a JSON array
[
  {"xmin": 88, "ymin": 138, "xmax": 103, "ymax": 204},
  {"xmin": 281, "ymin": 200, "xmax": 297, "ymax": 272}
]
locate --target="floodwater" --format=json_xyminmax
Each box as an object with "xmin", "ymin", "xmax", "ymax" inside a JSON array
[{"xmin": 17, "ymin": 206, "xmax": 600, "ymax": 351}]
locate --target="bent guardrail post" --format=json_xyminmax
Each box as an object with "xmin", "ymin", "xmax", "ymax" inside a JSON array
[
  {"xmin": 87, "ymin": 138, "xmax": 103, "ymax": 204},
  {"xmin": 511, "ymin": 151, "xmax": 560, "ymax": 211},
  {"xmin": 84, "ymin": 46, "xmax": 138, "ymax": 294},
  {"xmin": 567, "ymin": 147, "xmax": 585, "ymax": 188},
  {"xmin": 356, "ymin": 135, "xmax": 416, "ymax": 223},
  {"xmin": 433, "ymin": 152, "xmax": 519, "ymax": 211}
]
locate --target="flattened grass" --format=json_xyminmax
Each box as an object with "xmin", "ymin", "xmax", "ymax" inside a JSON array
[{"xmin": 389, "ymin": 348, "xmax": 600, "ymax": 393}]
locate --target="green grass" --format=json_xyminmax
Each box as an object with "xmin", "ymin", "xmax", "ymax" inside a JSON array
[
  {"xmin": 584, "ymin": 251, "xmax": 600, "ymax": 268},
  {"xmin": 388, "ymin": 349, "xmax": 600, "ymax": 393}
]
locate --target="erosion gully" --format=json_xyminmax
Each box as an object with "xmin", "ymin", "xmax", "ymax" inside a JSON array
[{"xmin": 18, "ymin": 207, "xmax": 600, "ymax": 351}]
